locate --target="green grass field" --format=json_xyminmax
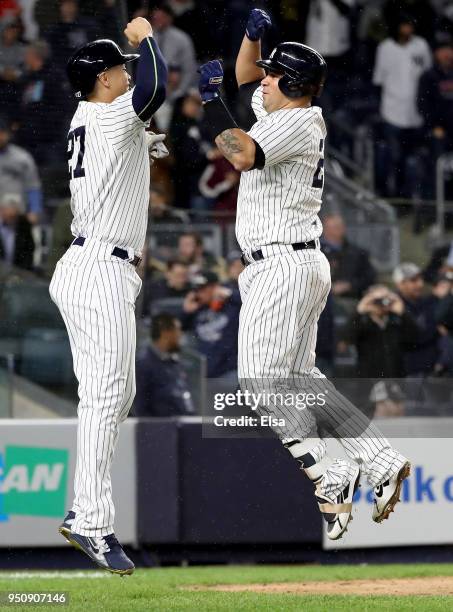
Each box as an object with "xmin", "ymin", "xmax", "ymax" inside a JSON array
[{"xmin": 0, "ymin": 564, "xmax": 452, "ymax": 611}]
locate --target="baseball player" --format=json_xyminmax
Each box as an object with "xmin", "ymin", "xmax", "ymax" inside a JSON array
[
  {"xmin": 49, "ymin": 17, "xmax": 167, "ymax": 574},
  {"xmin": 198, "ymin": 9, "xmax": 410, "ymax": 541}
]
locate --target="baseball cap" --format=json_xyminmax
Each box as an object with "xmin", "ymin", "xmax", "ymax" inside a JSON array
[
  {"xmin": 0, "ymin": 193, "xmax": 25, "ymax": 214},
  {"xmin": 191, "ymin": 270, "xmax": 218, "ymax": 289},
  {"xmin": 392, "ymin": 263, "xmax": 422, "ymax": 284},
  {"xmin": 435, "ymin": 270, "xmax": 453, "ymax": 283},
  {"xmin": 433, "ymin": 32, "xmax": 453, "ymax": 51}
]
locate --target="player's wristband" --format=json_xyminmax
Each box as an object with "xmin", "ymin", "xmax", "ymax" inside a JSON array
[
  {"xmin": 203, "ymin": 96, "xmax": 238, "ymax": 140},
  {"xmin": 250, "ymin": 140, "xmax": 265, "ymax": 170}
]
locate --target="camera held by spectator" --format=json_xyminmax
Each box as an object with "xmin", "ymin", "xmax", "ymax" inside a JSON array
[{"xmin": 343, "ymin": 284, "xmax": 419, "ymax": 378}]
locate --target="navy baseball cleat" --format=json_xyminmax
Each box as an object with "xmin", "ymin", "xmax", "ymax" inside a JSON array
[
  {"xmin": 59, "ymin": 510, "xmax": 76, "ymax": 542},
  {"xmin": 67, "ymin": 532, "xmax": 135, "ymax": 575}
]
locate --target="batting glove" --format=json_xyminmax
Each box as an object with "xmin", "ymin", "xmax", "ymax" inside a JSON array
[
  {"xmin": 246, "ymin": 8, "xmax": 272, "ymax": 41},
  {"xmin": 198, "ymin": 60, "xmax": 223, "ymax": 103},
  {"xmin": 145, "ymin": 131, "xmax": 169, "ymax": 163}
]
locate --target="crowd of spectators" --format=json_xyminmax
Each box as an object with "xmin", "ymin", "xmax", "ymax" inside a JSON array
[{"xmin": 2, "ymin": 1, "xmax": 453, "ymax": 418}]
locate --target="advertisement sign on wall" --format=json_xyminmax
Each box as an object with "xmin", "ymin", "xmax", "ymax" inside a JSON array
[
  {"xmin": 0, "ymin": 419, "xmax": 137, "ymax": 547},
  {"xmin": 324, "ymin": 425, "xmax": 453, "ymax": 549}
]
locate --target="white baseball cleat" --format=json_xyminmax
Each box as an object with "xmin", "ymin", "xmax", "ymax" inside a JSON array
[
  {"xmin": 372, "ymin": 460, "xmax": 411, "ymax": 523},
  {"xmin": 315, "ymin": 464, "xmax": 361, "ymax": 541}
]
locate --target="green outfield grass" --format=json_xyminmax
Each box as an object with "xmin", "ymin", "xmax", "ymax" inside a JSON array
[{"xmin": 0, "ymin": 563, "xmax": 452, "ymax": 611}]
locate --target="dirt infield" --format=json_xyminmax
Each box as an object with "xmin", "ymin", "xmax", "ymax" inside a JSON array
[{"xmin": 187, "ymin": 576, "xmax": 453, "ymax": 596}]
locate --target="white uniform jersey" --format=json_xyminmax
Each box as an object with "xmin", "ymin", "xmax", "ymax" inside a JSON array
[
  {"xmin": 373, "ymin": 36, "xmax": 432, "ymax": 128},
  {"xmin": 236, "ymin": 85, "xmax": 327, "ymax": 254},
  {"xmin": 67, "ymin": 89, "xmax": 149, "ymax": 255}
]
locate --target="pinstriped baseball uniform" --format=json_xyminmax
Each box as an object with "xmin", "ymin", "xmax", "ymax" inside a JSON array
[
  {"xmin": 237, "ymin": 85, "xmax": 405, "ymax": 500},
  {"xmin": 236, "ymin": 86, "xmax": 324, "ymax": 254},
  {"xmin": 49, "ymin": 36, "xmax": 167, "ymax": 537},
  {"xmin": 67, "ymin": 90, "xmax": 150, "ymax": 254}
]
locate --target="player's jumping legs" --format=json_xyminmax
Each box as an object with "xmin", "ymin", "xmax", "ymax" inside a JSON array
[
  {"xmin": 50, "ymin": 257, "xmax": 141, "ymax": 537},
  {"xmin": 238, "ymin": 248, "xmax": 409, "ymax": 528}
]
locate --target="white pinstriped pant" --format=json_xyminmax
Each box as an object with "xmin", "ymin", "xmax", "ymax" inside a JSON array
[
  {"xmin": 238, "ymin": 246, "xmax": 403, "ymax": 498},
  {"xmin": 49, "ymin": 238, "xmax": 141, "ymax": 536}
]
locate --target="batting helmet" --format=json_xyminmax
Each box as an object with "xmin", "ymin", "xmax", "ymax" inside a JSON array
[
  {"xmin": 67, "ymin": 39, "xmax": 139, "ymax": 98},
  {"xmin": 256, "ymin": 42, "xmax": 327, "ymax": 98}
]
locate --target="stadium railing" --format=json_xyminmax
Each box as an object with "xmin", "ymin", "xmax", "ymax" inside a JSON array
[{"xmin": 324, "ymin": 162, "xmax": 400, "ymax": 273}]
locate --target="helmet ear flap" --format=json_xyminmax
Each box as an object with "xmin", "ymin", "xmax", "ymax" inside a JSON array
[
  {"xmin": 278, "ymin": 74, "xmax": 324, "ymax": 98},
  {"xmin": 278, "ymin": 74, "xmax": 304, "ymax": 98}
]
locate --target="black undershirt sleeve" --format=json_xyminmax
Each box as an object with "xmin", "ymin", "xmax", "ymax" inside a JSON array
[
  {"xmin": 132, "ymin": 37, "xmax": 168, "ymax": 121},
  {"xmin": 237, "ymin": 80, "xmax": 262, "ymax": 130}
]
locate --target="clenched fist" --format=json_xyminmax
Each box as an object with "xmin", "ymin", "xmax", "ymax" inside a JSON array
[{"xmin": 124, "ymin": 17, "xmax": 153, "ymax": 48}]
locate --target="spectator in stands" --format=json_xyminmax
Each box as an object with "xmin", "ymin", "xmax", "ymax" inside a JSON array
[
  {"xmin": 223, "ymin": 250, "xmax": 243, "ymax": 291},
  {"xmin": 305, "ymin": 0, "xmax": 355, "ymax": 110},
  {"xmin": 383, "ymin": 1, "xmax": 436, "ymax": 45},
  {"xmin": 373, "ymin": 13, "xmax": 432, "ymax": 198},
  {"xmin": 418, "ymin": 37, "xmax": 453, "ymax": 148},
  {"xmin": 149, "ymin": 184, "xmax": 189, "ymax": 224},
  {"xmin": 143, "ymin": 259, "xmax": 190, "ymax": 316},
  {"xmin": 393, "ymin": 262, "xmax": 439, "ymax": 375},
  {"xmin": 0, "ymin": 18, "xmax": 26, "ymax": 117},
  {"xmin": 434, "ymin": 271, "xmax": 453, "ymax": 375},
  {"xmin": 198, "ymin": 148, "xmax": 240, "ymax": 215},
  {"xmin": 343, "ymin": 284, "xmax": 419, "ymax": 377},
  {"xmin": 0, "ymin": 115, "xmax": 43, "ymax": 223},
  {"xmin": 0, "ymin": 192, "xmax": 34, "ymax": 270},
  {"xmin": 169, "ymin": 89, "xmax": 209, "ymax": 209},
  {"xmin": 14, "ymin": 40, "xmax": 72, "ymax": 166},
  {"xmin": 423, "ymin": 239, "xmax": 453, "ymax": 283},
  {"xmin": 153, "ymin": 64, "xmax": 182, "ymax": 131},
  {"xmin": 44, "ymin": 0, "xmax": 97, "ymax": 67},
  {"xmin": 43, "ymin": 0, "xmax": 120, "ymax": 67},
  {"xmin": 165, "ymin": 0, "xmax": 216, "ymax": 59},
  {"xmin": 135, "ymin": 313, "xmax": 194, "ymax": 416},
  {"xmin": 182, "ymin": 270, "xmax": 240, "ymax": 380},
  {"xmin": 150, "ymin": 2, "xmax": 197, "ymax": 100},
  {"xmin": 321, "ymin": 213, "xmax": 376, "ymax": 298},
  {"xmin": 0, "ymin": 0, "xmax": 20, "ymax": 22},
  {"xmin": 417, "ymin": 36, "xmax": 453, "ymax": 196},
  {"xmin": 17, "ymin": 0, "xmax": 39, "ymax": 41},
  {"xmin": 177, "ymin": 231, "xmax": 221, "ymax": 279}
]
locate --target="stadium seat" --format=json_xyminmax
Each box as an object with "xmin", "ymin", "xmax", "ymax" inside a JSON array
[{"xmin": 19, "ymin": 328, "xmax": 74, "ymax": 387}]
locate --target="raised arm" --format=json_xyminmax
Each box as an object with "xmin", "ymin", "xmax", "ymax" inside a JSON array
[
  {"xmin": 198, "ymin": 60, "xmax": 260, "ymax": 172},
  {"xmin": 236, "ymin": 9, "xmax": 271, "ymax": 86},
  {"xmin": 124, "ymin": 17, "xmax": 168, "ymax": 121}
]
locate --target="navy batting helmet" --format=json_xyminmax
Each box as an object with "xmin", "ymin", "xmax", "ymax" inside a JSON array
[
  {"xmin": 256, "ymin": 42, "xmax": 327, "ymax": 98},
  {"xmin": 67, "ymin": 39, "xmax": 139, "ymax": 98}
]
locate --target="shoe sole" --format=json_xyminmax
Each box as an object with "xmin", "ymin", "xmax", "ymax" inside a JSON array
[
  {"xmin": 59, "ymin": 526, "xmax": 72, "ymax": 543},
  {"xmin": 66, "ymin": 534, "xmax": 134, "ymax": 576},
  {"xmin": 374, "ymin": 461, "xmax": 411, "ymax": 524},
  {"xmin": 328, "ymin": 468, "xmax": 361, "ymax": 541}
]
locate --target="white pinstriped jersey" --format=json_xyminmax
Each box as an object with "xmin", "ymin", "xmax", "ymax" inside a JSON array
[
  {"xmin": 236, "ymin": 85, "xmax": 326, "ymax": 253},
  {"xmin": 67, "ymin": 89, "xmax": 149, "ymax": 255}
]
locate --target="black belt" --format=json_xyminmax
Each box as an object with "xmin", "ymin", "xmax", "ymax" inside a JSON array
[
  {"xmin": 73, "ymin": 236, "xmax": 142, "ymax": 267},
  {"xmin": 241, "ymin": 241, "xmax": 317, "ymax": 267}
]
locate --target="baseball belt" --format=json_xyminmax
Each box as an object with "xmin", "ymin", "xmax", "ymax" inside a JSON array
[
  {"xmin": 241, "ymin": 240, "xmax": 318, "ymax": 267},
  {"xmin": 73, "ymin": 236, "xmax": 142, "ymax": 267}
]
